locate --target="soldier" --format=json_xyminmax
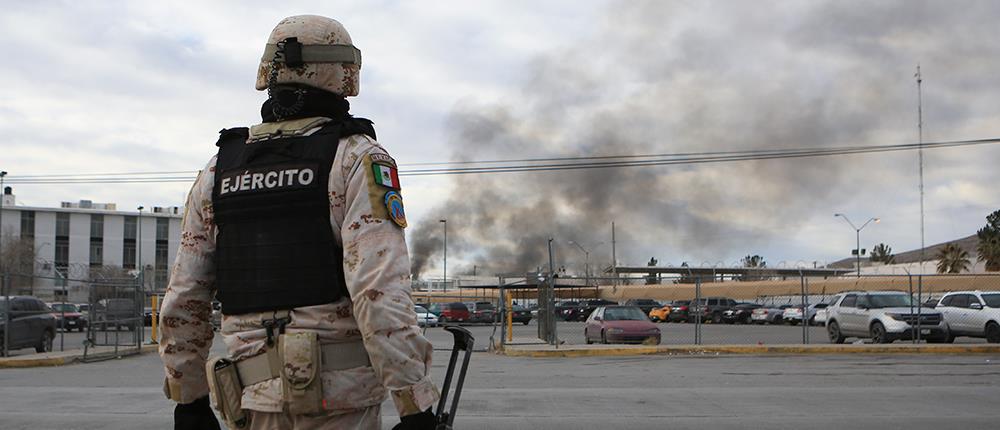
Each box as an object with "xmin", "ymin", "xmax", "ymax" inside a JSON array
[{"xmin": 159, "ymin": 15, "xmax": 439, "ymax": 430}]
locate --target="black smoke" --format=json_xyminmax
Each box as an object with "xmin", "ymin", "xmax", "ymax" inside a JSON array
[{"xmin": 409, "ymin": 0, "xmax": 1000, "ymax": 278}]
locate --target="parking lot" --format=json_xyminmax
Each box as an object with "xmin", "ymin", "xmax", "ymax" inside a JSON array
[
  {"xmin": 422, "ymin": 320, "xmax": 989, "ymax": 349},
  {"xmin": 1, "ymin": 329, "xmax": 999, "ymax": 430}
]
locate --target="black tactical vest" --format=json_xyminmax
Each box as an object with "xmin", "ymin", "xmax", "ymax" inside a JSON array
[{"xmin": 211, "ymin": 118, "xmax": 376, "ymax": 315}]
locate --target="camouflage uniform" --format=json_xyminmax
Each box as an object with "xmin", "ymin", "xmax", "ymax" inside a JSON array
[{"xmin": 159, "ymin": 15, "xmax": 438, "ymax": 429}]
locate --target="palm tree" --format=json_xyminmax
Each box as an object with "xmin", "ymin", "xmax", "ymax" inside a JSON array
[
  {"xmin": 936, "ymin": 242, "xmax": 971, "ymax": 274},
  {"xmin": 977, "ymin": 209, "xmax": 1000, "ymax": 272},
  {"xmin": 741, "ymin": 254, "xmax": 766, "ymax": 268},
  {"xmin": 870, "ymin": 243, "xmax": 895, "ymax": 264}
]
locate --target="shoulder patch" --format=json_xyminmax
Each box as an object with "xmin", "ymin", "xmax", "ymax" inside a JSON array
[
  {"xmin": 384, "ymin": 191, "xmax": 407, "ymax": 228},
  {"xmin": 369, "ymin": 153, "xmax": 396, "ymax": 167}
]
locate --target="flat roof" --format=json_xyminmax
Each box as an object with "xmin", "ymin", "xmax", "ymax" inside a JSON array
[
  {"xmin": 1, "ymin": 204, "xmax": 182, "ymax": 218},
  {"xmin": 607, "ymin": 265, "xmax": 853, "ymax": 277}
]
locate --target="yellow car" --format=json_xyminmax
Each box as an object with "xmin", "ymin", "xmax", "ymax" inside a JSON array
[{"xmin": 648, "ymin": 305, "xmax": 672, "ymax": 322}]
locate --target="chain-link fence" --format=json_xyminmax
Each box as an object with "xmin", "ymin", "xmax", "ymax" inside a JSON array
[
  {"xmin": 479, "ymin": 273, "xmax": 1000, "ymax": 347},
  {"xmin": 1, "ymin": 271, "xmax": 146, "ymax": 359}
]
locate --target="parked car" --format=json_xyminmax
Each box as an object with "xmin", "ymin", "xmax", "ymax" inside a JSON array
[
  {"xmin": 555, "ymin": 300, "xmax": 582, "ymax": 321},
  {"xmin": 437, "ymin": 302, "xmax": 470, "ymax": 324},
  {"xmin": 689, "ymin": 297, "xmax": 738, "ymax": 323},
  {"xmin": 813, "ymin": 300, "xmax": 834, "ymax": 326},
  {"xmin": 49, "ymin": 302, "xmax": 87, "ymax": 332},
  {"xmin": 751, "ymin": 305, "xmax": 792, "ymax": 325},
  {"xmin": 666, "ymin": 300, "xmax": 691, "ymax": 323},
  {"xmin": 722, "ymin": 303, "xmax": 762, "ymax": 324},
  {"xmin": 510, "ymin": 305, "xmax": 533, "ymax": 325},
  {"xmin": 782, "ymin": 303, "xmax": 830, "ymax": 326},
  {"xmin": 415, "ymin": 305, "xmax": 439, "ymax": 327},
  {"xmin": 935, "ymin": 291, "xmax": 1000, "ymax": 343},
  {"xmin": 624, "ymin": 299, "xmax": 662, "ymax": 315},
  {"xmin": 584, "ymin": 305, "xmax": 660, "ymax": 345},
  {"xmin": 825, "ymin": 291, "xmax": 949, "ymax": 344},
  {"xmin": 565, "ymin": 299, "xmax": 619, "ymax": 321},
  {"xmin": 648, "ymin": 304, "xmax": 672, "ymax": 322},
  {"xmin": 0, "ymin": 296, "xmax": 57, "ymax": 356},
  {"xmin": 464, "ymin": 301, "xmax": 496, "ymax": 323}
]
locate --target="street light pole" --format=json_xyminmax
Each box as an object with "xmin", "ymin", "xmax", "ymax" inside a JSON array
[
  {"xmin": 0, "ymin": 171, "xmax": 7, "ymax": 275},
  {"xmin": 137, "ymin": 206, "xmax": 144, "ymax": 291},
  {"xmin": 439, "ymin": 219, "xmax": 447, "ymax": 292},
  {"xmin": 568, "ymin": 241, "xmax": 591, "ymax": 287},
  {"xmin": 834, "ymin": 214, "xmax": 880, "ymax": 278}
]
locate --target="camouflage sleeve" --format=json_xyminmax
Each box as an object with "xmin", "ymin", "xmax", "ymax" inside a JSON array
[
  {"xmin": 336, "ymin": 135, "xmax": 440, "ymax": 417},
  {"xmin": 158, "ymin": 157, "xmax": 218, "ymax": 404}
]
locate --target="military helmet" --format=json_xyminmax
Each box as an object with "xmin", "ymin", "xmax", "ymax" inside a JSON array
[{"xmin": 255, "ymin": 15, "xmax": 361, "ymax": 97}]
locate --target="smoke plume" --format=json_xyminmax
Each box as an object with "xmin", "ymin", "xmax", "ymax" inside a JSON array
[{"xmin": 409, "ymin": 0, "xmax": 1000, "ymax": 278}]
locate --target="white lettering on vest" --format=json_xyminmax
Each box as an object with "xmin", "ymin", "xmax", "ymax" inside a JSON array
[
  {"xmin": 251, "ymin": 173, "xmax": 264, "ymax": 190},
  {"xmin": 299, "ymin": 169, "xmax": 314, "ymax": 185},
  {"xmin": 265, "ymin": 171, "xmax": 278, "ymax": 188}
]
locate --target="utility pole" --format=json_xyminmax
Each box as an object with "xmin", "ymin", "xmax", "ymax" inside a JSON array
[
  {"xmin": 916, "ymin": 65, "xmax": 926, "ymax": 273},
  {"xmin": 611, "ymin": 222, "xmax": 617, "ymax": 286},
  {"xmin": 137, "ymin": 206, "xmax": 144, "ymax": 291},
  {"xmin": 439, "ymin": 219, "xmax": 447, "ymax": 292},
  {"xmin": 0, "ymin": 171, "xmax": 6, "ymax": 275}
]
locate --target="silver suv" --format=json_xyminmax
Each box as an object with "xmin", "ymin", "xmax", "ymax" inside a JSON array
[
  {"xmin": 935, "ymin": 291, "xmax": 1000, "ymax": 343},
  {"xmin": 825, "ymin": 291, "xmax": 948, "ymax": 344}
]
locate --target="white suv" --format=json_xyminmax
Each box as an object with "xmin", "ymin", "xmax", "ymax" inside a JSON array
[
  {"xmin": 935, "ymin": 291, "xmax": 1000, "ymax": 343},
  {"xmin": 825, "ymin": 291, "xmax": 948, "ymax": 344}
]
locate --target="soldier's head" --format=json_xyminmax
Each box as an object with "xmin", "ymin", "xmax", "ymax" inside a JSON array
[{"xmin": 256, "ymin": 15, "xmax": 361, "ymax": 97}]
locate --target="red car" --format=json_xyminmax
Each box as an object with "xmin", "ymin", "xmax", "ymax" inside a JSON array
[
  {"xmin": 437, "ymin": 302, "xmax": 470, "ymax": 324},
  {"xmin": 49, "ymin": 302, "xmax": 87, "ymax": 332},
  {"xmin": 584, "ymin": 306, "xmax": 661, "ymax": 345}
]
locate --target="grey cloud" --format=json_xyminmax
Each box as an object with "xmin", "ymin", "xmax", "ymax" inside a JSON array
[{"xmin": 408, "ymin": 0, "xmax": 1000, "ymax": 277}]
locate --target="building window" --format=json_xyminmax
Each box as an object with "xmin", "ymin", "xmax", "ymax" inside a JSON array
[
  {"xmin": 156, "ymin": 217, "xmax": 169, "ymax": 241},
  {"xmin": 89, "ymin": 215, "xmax": 104, "ymax": 267},
  {"xmin": 123, "ymin": 216, "xmax": 136, "ymax": 240},
  {"xmin": 20, "ymin": 211, "xmax": 35, "ymax": 240},
  {"xmin": 90, "ymin": 214, "xmax": 104, "ymax": 238},
  {"xmin": 55, "ymin": 238, "xmax": 69, "ymax": 270},
  {"xmin": 123, "ymin": 241, "xmax": 136, "ymax": 269},
  {"xmin": 56, "ymin": 213, "xmax": 70, "ymax": 237},
  {"xmin": 123, "ymin": 216, "xmax": 136, "ymax": 270},
  {"xmin": 155, "ymin": 241, "xmax": 169, "ymax": 290}
]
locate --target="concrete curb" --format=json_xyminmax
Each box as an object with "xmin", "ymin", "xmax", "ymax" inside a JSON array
[
  {"xmin": 500, "ymin": 343, "xmax": 1000, "ymax": 358},
  {"xmin": 0, "ymin": 343, "xmax": 159, "ymax": 368}
]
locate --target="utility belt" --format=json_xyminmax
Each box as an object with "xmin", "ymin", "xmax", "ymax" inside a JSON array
[{"xmin": 205, "ymin": 311, "xmax": 371, "ymax": 429}]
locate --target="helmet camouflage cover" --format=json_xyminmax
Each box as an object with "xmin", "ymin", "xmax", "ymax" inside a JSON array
[{"xmin": 255, "ymin": 15, "xmax": 361, "ymax": 97}]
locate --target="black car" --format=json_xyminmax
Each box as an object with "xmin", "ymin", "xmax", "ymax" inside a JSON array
[
  {"xmin": 511, "ymin": 305, "xmax": 532, "ymax": 325},
  {"xmin": 565, "ymin": 299, "xmax": 619, "ymax": 321},
  {"xmin": 722, "ymin": 303, "xmax": 763, "ymax": 324},
  {"xmin": 1, "ymin": 296, "xmax": 57, "ymax": 356},
  {"xmin": 624, "ymin": 299, "xmax": 662, "ymax": 315},
  {"xmin": 689, "ymin": 297, "xmax": 738, "ymax": 323},
  {"xmin": 555, "ymin": 300, "xmax": 581, "ymax": 320}
]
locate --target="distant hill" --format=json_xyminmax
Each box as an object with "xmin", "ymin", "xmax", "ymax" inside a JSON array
[{"xmin": 828, "ymin": 234, "xmax": 980, "ymax": 268}]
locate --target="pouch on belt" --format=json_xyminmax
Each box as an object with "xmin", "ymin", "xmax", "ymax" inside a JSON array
[
  {"xmin": 206, "ymin": 356, "xmax": 250, "ymax": 428},
  {"xmin": 280, "ymin": 331, "xmax": 324, "ymax": 415}
]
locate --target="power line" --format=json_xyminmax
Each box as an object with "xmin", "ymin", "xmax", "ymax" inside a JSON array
[{"xmin": 4, "ymin": 137, "xmax": 998, "ymax": 184}]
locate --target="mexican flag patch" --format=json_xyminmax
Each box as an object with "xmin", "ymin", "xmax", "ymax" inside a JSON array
[{"xmin": 372, "ymin": 163, "xmax": 400, "ymax": 189}]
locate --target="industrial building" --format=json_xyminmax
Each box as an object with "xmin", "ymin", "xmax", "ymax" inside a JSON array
[{"xmin": 0, "ymin": 187, "xmax": 182, "ymax": 302}]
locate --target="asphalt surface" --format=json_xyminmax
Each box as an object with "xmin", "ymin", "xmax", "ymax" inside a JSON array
[{"xmin": 1, "ymin": 323, "xmax": 998, "ymax": 429}]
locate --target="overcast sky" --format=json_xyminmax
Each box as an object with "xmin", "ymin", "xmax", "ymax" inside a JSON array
[{"xmin": 2, "ymin": 1, "xmax": 998, "ymax": 277}]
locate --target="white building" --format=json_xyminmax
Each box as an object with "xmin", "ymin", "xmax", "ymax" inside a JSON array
[{"xmin": 0, "ymin": 188, "xmax": 182, "ymax": 302}]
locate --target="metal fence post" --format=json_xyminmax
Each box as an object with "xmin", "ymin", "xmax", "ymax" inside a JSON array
[
  {"xmin": 908, "ymin": 274, "xmax": 916, "ymax": 344},
  {"xmin": 694, "ymin": 277, "xmax": 702, "ymax": 345},
  {"xmin": 916, "ymin": 274, "xmax": 924, "ymax": 343},
  {"xmin": 3, "ymin": 273, "xmax": 9, "ymax": 357}
]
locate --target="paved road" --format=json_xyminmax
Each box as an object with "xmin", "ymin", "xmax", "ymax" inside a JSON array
[{"xmin": 1, "ymin": 327, "xmax": 998, "ymax": 429}]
